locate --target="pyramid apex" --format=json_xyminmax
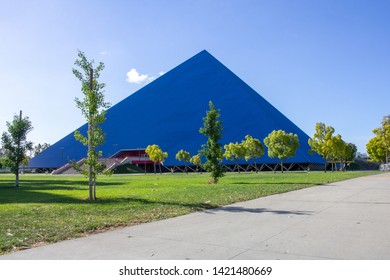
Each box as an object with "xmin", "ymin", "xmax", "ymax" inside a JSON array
[{"xmin": 196, "ymin": 49, "xmax": 213, "ymax": 57}]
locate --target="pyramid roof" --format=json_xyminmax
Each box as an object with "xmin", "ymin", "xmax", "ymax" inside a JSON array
[{"xmin": 29, "ymin": 50, "xmax": 324, "ymax": 168}]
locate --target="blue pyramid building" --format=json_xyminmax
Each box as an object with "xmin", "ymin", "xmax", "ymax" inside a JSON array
[{"xmin": 29, "ymin": 50, "xmax": 324, "ymax": 171}]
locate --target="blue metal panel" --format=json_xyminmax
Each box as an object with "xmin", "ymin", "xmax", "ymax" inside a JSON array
[{"xmin": 29, "ymin": 50, "xmax": 324, "ymax": 168}]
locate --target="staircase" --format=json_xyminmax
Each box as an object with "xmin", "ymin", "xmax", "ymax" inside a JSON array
[
  {"xmin": 51, "ymin": 159, "xmax": 86, "ymax": 175},
  {"xmin": 51, "ymin": 158, "xmax": 127, "ymax": 175}
]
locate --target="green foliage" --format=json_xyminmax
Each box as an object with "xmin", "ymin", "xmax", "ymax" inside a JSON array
[
  {"xmin": 175, "ymin": 149, "xmax": 191, "ymax": 162},
  {"xmin": 32, "ymin": 143, "xmax": 50, "ymax": 157},
  {"xmin": 327, "ymin": 134, "xmax": 344, "ymax": 162},
  {"xmin": 367, "ymin": 115, "xmax": 390, "ymax": 164},
  {"xmin": 224, "ymin": 142, "xmax": 246, "ymax": 173},
  {"xmin": 308, "ymin": 122, "xmax": 336, "ymax": 171},
  {"xmin": 72, "ymin": 50, "xmax": 110, "ymax": 200},
  {"xmin": 309, "ymin": 122, "xmax": 357, "ymax": 171},
  {"xmin": 242, "ymin": 135, "xmax": 264, "ymax": 172},
  {"xmin": 176, "ymin": 149, "xmax": 191, "ymax": 173},
  {"xmin": 308, "ymin": 123, "xmax": 335, "ymax": 159},
  {"xmin": 145, "ymin": 144, "xmax": 168, "ymax": 174},
  {"xmin": 199, "ymin": 101, "xmax": 225, "ymax": 183},
  {"xmin": 190, "ymin": 154, "xmax": 202, "ymax": 173},
  {"xmin": 0, "ymin": 148, "xmax": 5, "ymax": 168},
  {"xmin": 1, "ymin": 113, "xmax": 33, "ymax": 186},
  {"xmin": 264, "ymin": 130, "xmax": 299, "ymax": 172},
  {"xmin": 367, "ymin": 135, "xmax": 387, "ymax": 163},
  {"xmin": 190, "ymin": 154, "xmax": 201, "ymax": 166}
]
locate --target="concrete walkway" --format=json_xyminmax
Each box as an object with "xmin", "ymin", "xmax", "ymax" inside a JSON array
[{"xmin": 1, "ymin": 172, "xmax": 390, "ymax": 260}]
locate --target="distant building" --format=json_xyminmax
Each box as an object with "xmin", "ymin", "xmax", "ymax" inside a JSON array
[{"xmin": 356, "ymin": 152, "xmax": 369, "ymax": 161}]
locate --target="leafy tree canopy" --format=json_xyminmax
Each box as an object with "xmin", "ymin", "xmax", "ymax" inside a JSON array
[
  {"xmin": 199, "ymin": 101, "xmax": 225, "ymax": 183},
  {"xmin": 367, "ymin": 115, "xmax": 390, "ymax": 164},
  {"xmin": 264, "ymin": 130, "xmax": 299, "ymax": 172},
  {"xmin": 72, "ymin": 50, "xmax": 110, "ymax": 200},
  {"xmin": 1, "ymin": 112, "xmax": 33, "ymax": 187}
]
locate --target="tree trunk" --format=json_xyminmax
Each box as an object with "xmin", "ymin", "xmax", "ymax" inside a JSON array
[
  {"xmin": 15, "ymin": 170, "xmax": 19, "ymax": 188},
  {"xmin": 15, "ymin": 110, "xmax": 22, "ymax": 187},
  {"xmin": 254, "ymin": 158, "xmax": 258, "ymax": 173},
  {"xmin": 88, "ymin": 68, "xmax": 94, "ymax": 201},
  {"xmin": 281, "ymin": 161, "xmax": 284, "ymax": 173},
  {"xmin": 93, "ymin": 174, "xmax": 97, "ymax": 200},
  {"xmin": 88, "ymin": 161, "xmax": 93, "ymax": 200}
]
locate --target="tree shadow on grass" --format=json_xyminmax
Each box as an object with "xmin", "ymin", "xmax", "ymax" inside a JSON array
[
  {"xmin": 0, "ymin": 183, "xmax": 220, "ymax": 211},
  {"xmin": 0, "ymin": 179, "xmax": 124, "ymax": 204},
  {"xmin": 97, "ymin": 197, "xmax": 219, "ymax": 211}
]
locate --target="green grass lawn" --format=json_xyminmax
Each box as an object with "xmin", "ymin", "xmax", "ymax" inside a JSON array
[{"xmin": 0, "ymin": 171, "xmax": 380, "ymax": 255}]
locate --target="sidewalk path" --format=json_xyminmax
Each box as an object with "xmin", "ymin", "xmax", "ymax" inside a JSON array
[{"xmin": 1, "ymin": 172, "xmax": 390, "ymax": 260}]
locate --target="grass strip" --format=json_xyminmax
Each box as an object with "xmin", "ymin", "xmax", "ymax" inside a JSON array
[{"xmin": 0, "ymin": 171, "xmax": 380, "ymax": 255}]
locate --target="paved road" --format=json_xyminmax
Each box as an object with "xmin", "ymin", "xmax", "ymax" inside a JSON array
[{"xmin": 1, "ymin": 172, "xmax": 390, "ymax": 260}]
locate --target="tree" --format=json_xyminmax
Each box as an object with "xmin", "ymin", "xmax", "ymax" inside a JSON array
[
  {"xmin": 1, "ymin": 111, "xmax": 33, "ymax": 187},
  {"xmin": 326, "ymin": 134, "xmax": 345, "ymax": 171},
  {"xmin": 242, "ymin": 135, "xmax": 264, "ymax": 172},
  {"xmin": 264, "ymin": 130, "xmax": 299, "ymax": 173},
  {"xmin": 190, "ymin": 154, "xmax": 202, "ymax": 173},
  {"xmin": 32, "ymin": 143, "xmax": 51, "ymax": 157},
  {"xmin": 223, "ymin": 142, "xmax": 246, "ymax": 173},
  {"xmin": 175, "ymin": 149, "xmax": 191, "ymax": 173},
  {"xmin": 145, "ymin": 144, "xmax": 168, "ymax": 174},
  {"xmin": 199, "ymin": 101, "xmax": 225, "ymax": 183},
  {"xmin": 72, "ymin": 50, "xmax": 110, "ymax": 201},
  {"xmin": 367, "ymin": 136, "xmax": 387, "ymax": 163},
  {"xmin": 0, "ymin": 147, "xmax": 6, "ymax": 169},
  {"xmin": 308, "ymin": 122, "xmax": 335, "ymax": 172},
  {"xmin": 342, "ymin": 142, "xmax": 357, "ymax": 171},
  {"xmin": 367, "ymin": 115, "xmax": 390, "ymax": 164}
]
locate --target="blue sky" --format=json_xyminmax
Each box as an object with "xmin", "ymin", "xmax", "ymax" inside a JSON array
[{"xmin": 1, "ymin": 0, "xmax": 389, "ymax": 154}]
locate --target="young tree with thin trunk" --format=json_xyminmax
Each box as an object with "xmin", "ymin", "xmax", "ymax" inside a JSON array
[
  {"xmin": 367, "ymin": 136, "xmax": 387, "ymax": 163},
  {"xmin": 308, "ymin": 122, "xmax": 335, "ymax": 172},
  {"xmin": 342, "ymin": 142, "xmax": 357, "ymax": 171},
  {"xmin": 223, "ymin": 142, "xmax": 246, "ymax": 173},
  {"xmin": 242, "ymin": 135, "xmax": 264, "ymax": 172},
  {"xmin": 146, "ymin": 144, "xmax": 168, "ymax": 174},
  {"xmin": 72, "ymin": 50, "xmax": 110, "ymax": 201},
  {"xmin": 175, "ymin": 149, "xmax": 191, "ymax": 173},
  {"xmin": 264, "ymin": 130, "xmax": 299, "ymax": 173},
  {"xmin": 327, "ymin": 134, "xmax": 345, "ymax": 171},
  {"xmin": 199, "ymin": 101, "xmax": 225, "ymax": 183},
  {"xmin": 190, "ymin": 154, "xmax": 202, "ymax": 174},
  {"xmin": 367, "ymin": 115, "xmax": 390, "ymax": 165},
  {"xmin": 1, "ymin": 111, "xmax": 33, "ymax": 187}
]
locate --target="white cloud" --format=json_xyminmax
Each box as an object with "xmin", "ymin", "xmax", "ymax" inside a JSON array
[
  {"xmin": 126, "ymin": 68, "xmax": 150, "ymax": 84},
  {"xmin": 126, "ymin": 69, "xmax": 166, "ymax": 85}
]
